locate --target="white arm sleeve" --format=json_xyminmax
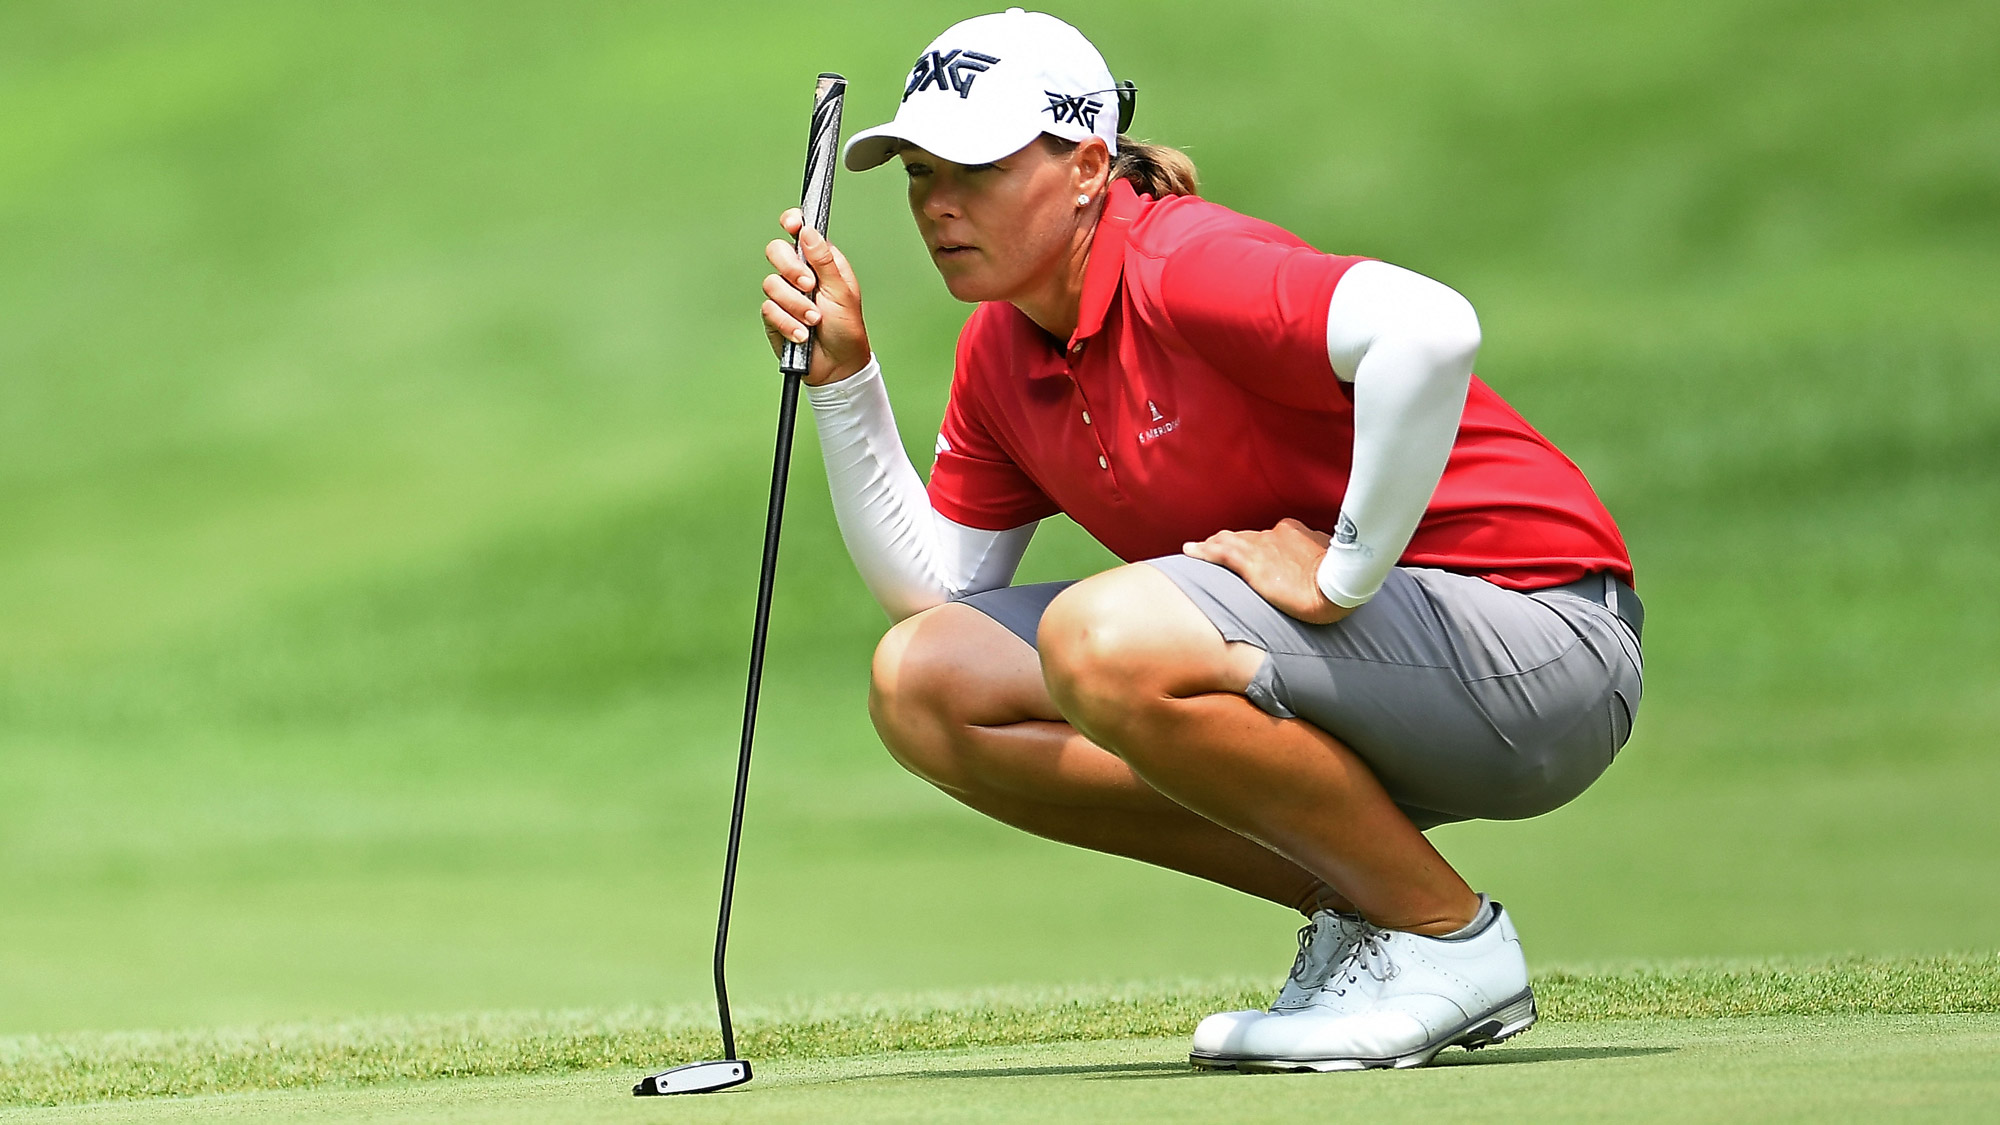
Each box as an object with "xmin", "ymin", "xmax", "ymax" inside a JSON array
[
  {"xmin": 806, "ymin": 356, "xmax": 1036, "ymax": 622},
  {"xmin": 1317, "ymin": 260, "xmax": 1481, "ymax": 608}
]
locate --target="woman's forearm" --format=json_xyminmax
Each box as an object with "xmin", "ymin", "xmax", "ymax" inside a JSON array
[
  {"xmin": 808, "ymin": 357, "xmax": 1035, "ymax": 621},
  {"xmin": 1318, "ymin": 261, "xmax": 1480, "ymax": 607}
]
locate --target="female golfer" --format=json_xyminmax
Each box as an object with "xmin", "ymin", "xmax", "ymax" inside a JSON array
[{"xmin": 759, "ymin": 9, "xmax": 1641, "ymax": 1072}]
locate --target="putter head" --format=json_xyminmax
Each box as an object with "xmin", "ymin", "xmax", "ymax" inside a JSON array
[{"xmin": 632, "ymin": 1059, "xmax": 753, "ymax": 1096}]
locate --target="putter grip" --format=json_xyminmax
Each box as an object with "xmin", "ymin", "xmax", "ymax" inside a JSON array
[{"xmin": 779, "ymin": 73, "xmax": 846, "ymax": 378}]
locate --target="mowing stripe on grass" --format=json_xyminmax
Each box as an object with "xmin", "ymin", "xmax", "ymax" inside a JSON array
[{"xmin": 3, "ymin": 954, "xmax": 1994, "ymax": 1108}]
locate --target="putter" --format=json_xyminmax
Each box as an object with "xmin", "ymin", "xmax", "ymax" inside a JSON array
[{"xmin": 633, "ymin": 71, "xmax": 846, "ymax": 1099}]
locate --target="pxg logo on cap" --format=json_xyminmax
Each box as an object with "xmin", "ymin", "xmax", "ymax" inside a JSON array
[
  {"xmin": 904, "ymin": 49, "xmax": 1002, "ymax": 100},
  {"xmin": 1042, "ymin": 91, "xmax": 1103, "ymax": 129}
]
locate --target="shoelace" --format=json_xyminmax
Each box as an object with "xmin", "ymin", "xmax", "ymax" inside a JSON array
[
  {"xmin": 1328, "ymin": 925, "xmax": 1399, "ymax": 996},
  {"xmin": 1285, "ymin": 914, "xmax": 1360, "ymax": 992},
  {"xmin": 1284, "ymin": 920, "xmax": 1322, "ymax": 987}
]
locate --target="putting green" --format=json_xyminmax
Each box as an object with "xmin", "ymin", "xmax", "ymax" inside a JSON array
[
  {"xmin": 4, "ymin": 1016, "xmax": 1994, "ymax": 1123},
  {"xmin": 4, "ymin": 960, "xmax": 1994, "ymax": 1119}
]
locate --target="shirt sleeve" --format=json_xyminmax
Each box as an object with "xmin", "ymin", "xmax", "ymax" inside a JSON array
[
  {"xmin": 926, "ymin": 348, "xmax": 1063, "ymax": 531},
  {"xmin": 1315, "ymin": 260, "xmax": 1480, "ymax": 607},
  {"xmin": 1156, "ymin": 233, "xmax": 1368, "ymax": 410},
  {"xmin": 808, "ymin": 356, "xmax": 1037, "ymax": 621}
]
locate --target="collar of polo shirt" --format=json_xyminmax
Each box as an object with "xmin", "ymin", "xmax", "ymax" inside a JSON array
[{"xmin": 843, "ymin": 8, "xmax": 1121, "ymax": 172}]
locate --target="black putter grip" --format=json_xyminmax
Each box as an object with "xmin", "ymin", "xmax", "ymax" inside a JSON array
[{"xmin": 779, "ymin": 73, "xmax": 846, "ymax": 378}]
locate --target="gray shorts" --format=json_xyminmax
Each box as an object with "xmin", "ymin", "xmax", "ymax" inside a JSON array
[{"xmin": 955, "ymin": 557, "xmax": 1643, "ymax": 828}]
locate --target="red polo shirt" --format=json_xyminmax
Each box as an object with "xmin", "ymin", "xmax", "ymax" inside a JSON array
[{"xmin": 926, "ymin": 178, "xmax": 1634, "ymax": 591}]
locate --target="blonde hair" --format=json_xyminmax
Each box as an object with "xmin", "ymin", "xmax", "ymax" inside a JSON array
[
  {"xmin": 1041, "ymin": 133, "xmax": 1200, "ymax": 198},
  {"xmin": 1110, "ymin": 135, "xmax": 1199, "ymax": 197}
]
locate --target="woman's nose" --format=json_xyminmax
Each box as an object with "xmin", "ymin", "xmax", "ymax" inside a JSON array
[{"xmin": 920, "ymin": 183, "xmax": 961, "ymax": 221}]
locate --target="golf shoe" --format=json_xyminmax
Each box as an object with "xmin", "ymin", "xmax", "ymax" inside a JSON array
[
  {"xmin": 1188, "ymin": 908, "xmax": 1365, "ymax": 1069},
  {"xmin": 1233, "ymin": 899, "xmax": 1537, "ymax": 1072}
]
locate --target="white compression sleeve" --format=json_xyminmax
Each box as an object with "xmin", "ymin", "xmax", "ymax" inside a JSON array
[
  {"xmin": 806, "ymin": 356, "xmax": 1036, "ymax": 621},
  {"xmin": 1317, "ymin": 260, "xmax": 1481, "ymax": 608}
]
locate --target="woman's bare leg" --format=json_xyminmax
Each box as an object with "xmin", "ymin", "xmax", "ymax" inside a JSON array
[
  {"xmin": 869, "ymin": 602, "xmax": 1345, "ymax": 914},
  {"xmin": 1037, "ymin": 564, "xmax": 1480, "ymax": 935}
]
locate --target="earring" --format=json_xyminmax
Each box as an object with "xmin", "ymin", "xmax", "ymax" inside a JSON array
[{"xmin": 1077, "ymin": 194, "xmax": 1091, "ymax": 206}]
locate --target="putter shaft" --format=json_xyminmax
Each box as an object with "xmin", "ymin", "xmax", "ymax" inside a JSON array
[{"xmin": 711, "ymin": 367, "xmax": 802, "ymax": 1060}]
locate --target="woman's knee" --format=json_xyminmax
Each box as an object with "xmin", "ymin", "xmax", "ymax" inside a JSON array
[
  {"xmin": 867, "ymin": 604, "xmax": 1028, "ymax": 789},
  {"xmin": 868, "ymin": 611, "xmax": 957, "ymax": 784},
  {"xmin": 1038, "ymin": 581, "xmax": 1141, "ymax": 727},
  {"xmin": 1039, "ymin": 565, "xmax": 1224, "ymax": 737}
]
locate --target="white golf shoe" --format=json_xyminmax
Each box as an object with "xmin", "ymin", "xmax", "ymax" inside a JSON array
[
  {"xmin": 1188, "ymin": 908, "xmax": 1365, "ymax": 1069},
  {"xmin": 1233, "ymin": 899, "xmax": 1537, "ymax": 1072}
]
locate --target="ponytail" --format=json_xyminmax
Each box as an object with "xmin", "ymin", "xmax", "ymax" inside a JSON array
[
  {"xmin": 1041, "ymin": 133, "xmax": 1201, "ymax": 198},
  {"xmin": 1111, "ymin": 135, "xmax": 1199, "ymax": 197}
]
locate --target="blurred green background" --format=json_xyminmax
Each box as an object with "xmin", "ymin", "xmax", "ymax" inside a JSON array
[{"xmin": 2, "ymin": 0, "xmax": 1995, "ymax": 1036}]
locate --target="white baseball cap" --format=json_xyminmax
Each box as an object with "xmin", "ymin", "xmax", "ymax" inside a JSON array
[{"xmin": 843, "ymin": 8, "xmax": 1124, "ymax": 172}]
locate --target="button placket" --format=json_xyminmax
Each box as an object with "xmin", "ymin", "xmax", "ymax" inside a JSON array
[
  {"xmin": 1066, "ymin": 339, "xmax": 1121, "ymax": 497},
  {"xmin": 1069, "ymin": 378, "xmax": 1112, "ymax": 473}
]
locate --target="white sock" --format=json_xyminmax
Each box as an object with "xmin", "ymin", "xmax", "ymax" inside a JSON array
[{"xmin": 1434, "ymin": 894, "xmax": 1495, "ymax": 941}]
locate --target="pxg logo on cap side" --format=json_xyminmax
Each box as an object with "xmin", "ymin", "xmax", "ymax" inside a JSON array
[
  {"xmin": 905, "ymin": 49, "xmax": 1002, "ymax": 100},
  {"xmin": 1042, "ymin": 91, "xmax": 1104, "ymax": 130}
]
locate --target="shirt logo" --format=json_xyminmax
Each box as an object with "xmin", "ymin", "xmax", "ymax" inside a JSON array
[
  {"xmin": 1137, "ymin": 399, "xmax": 1180, "ymax": 445},
  {"xmin": 1334, "ymin": 514, "xmax": 1359, "ymax": 546},
  {"xmin": 904, "ymin": 50, "xmax": 1000, "ymax": 100},
  {"xmin": 1043, "ymin": 91, "xmax": 1105, "ymax": 130}
]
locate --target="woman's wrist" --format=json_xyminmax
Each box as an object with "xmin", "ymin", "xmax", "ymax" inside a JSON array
[
  {"xmin": 805, "ymin": 354, "xmax": 881, "ymax": 404},
  {"xmin": 804, "ymin": 341, "xmax": 873, "ymax": 387},
  {"xmin": 1314, "ymin": 541, "xmax": 1378, "ymax": 611}
]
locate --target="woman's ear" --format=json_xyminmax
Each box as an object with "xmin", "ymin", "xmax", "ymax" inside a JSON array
[{"xmin": 1075, "ymin": 137, "xmax": 1112, "ymax": 197}]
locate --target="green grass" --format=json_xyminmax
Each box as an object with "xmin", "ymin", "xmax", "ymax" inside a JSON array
[
  {"xmin": 9, "ymin": 1022, "xmax": 1999, "ymax": 1125},
  {"xmin": 1, "ymin": 0, "xmax": 1997, "ymax": 1117},
  {"xmin": 4, "ymin": 956, "xmax": 1996, "ymax": 1109}
]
